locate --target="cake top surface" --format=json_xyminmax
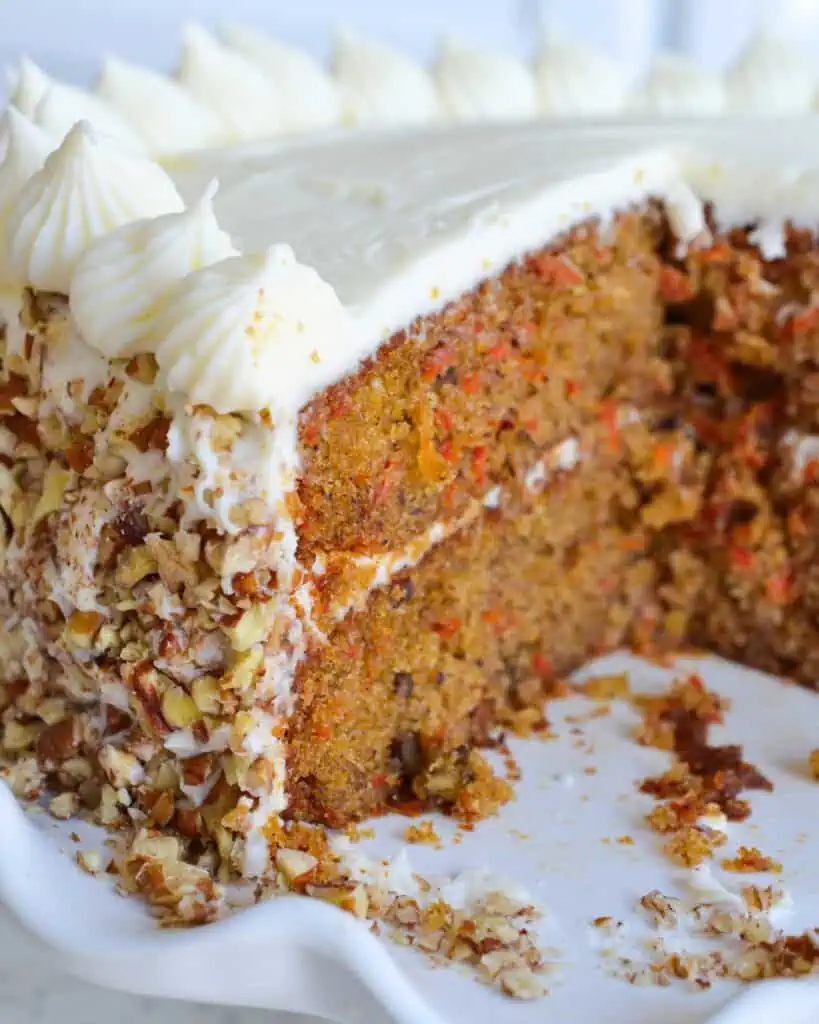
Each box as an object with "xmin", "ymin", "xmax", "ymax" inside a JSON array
[{"xmin": 168, "ymin": 118, "xmax": 819, "ymax": 346}]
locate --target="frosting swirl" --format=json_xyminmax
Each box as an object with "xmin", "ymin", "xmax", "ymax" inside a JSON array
[
  {"xmin": 152, "ymin": 245, "xmax": 354, "ymax": 415},
  {"xmin": 435, "ymin": 37, "xmax": 537, "ymax": 123},
  {"xmin": 178, "ymin": 23, "xmax": 282, "ymax": 140},
  {"xmin": 630, "ymin": 54, "xmax": 725, "ymax": 116},
  {"xmin": 7, "ymin": 57, "xmax": 50, "ymax": 117},
  {"xmin": 725, "ymin": 30, "xmax": 816, "ymax": 114},
  {"xmin": 223, "ymin": 25, "xmax": 341, "ymax": 132},
  {"xmin": 0, "ymin": 108, "xmax": 55, "ymax": 287},
  {"xmin": 71, "ymin": 181, "xmax": 236, "ymax": 359},
  {"xmin": 6, "ymin": 121, "xmax": 183, "ymax": 293},
  {"xmin": 98, "ymin": 56, "xmax": 226, "ymax": 157},
  {"xmin": 333, "ymin": 28, "xmax": 439, "ymax": 126},
  {"xmin": 11, "ymin": 57, "xmax": 147, "ymax": 152},
  {"xmin": 535, "ymin": 39, "xmax": 627, "ymax": 116}
]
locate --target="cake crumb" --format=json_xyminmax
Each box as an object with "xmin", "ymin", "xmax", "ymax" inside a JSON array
[
  {"xmin": 664, "ymin": 826, "xmax": 726, "ymax": 867},
  {"xmin": 721, "ymin": 847, "xmax": 782, "ymax": 874},
  {"xmin": 76, "ymin": 850, "xmax": 103, "ymax": 875},
  {"xmin": 809, "ymin": 749, "xmax": 819, "ymax": 780},
  {"xmin": 404, "ymin": 820, "xmax": 441, "ymax": 845},
  {"xmin": 344, "ymin": 824, "xmax": 376, "ymax": 842},
  {"xmin": 580, "ymin": 673, "xmax": 630, "ymax": 700}
]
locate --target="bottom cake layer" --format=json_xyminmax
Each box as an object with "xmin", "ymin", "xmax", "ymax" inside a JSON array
[{"xmin": 287, "ymin": 436, "xmax": 658, "ymax": 826}]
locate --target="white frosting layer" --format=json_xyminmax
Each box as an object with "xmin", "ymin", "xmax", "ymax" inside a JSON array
[
  {"xmin": 171, "ymin": 123, "xmax": 712, "ymax": 358},
  {"xmin": 98, "ymin": 56, "xmax": 226, "ymax": 157},
  {"xmin": 333, "ymin": 28, "xmax": 439, "ymax": 127},
  {"xmin": 631, "ymin": 54, "xmax": 726, "ymax": 116},
  {"xmin": 152, "ymin": 245, "xmax": 355, "ymax": 415},
  {"xmin": 70, "ymin": 181, "xmax": 236, "ymax": 358},
  {"xmin": 178, "ymin": 23, "xmax": 282, "ymax": 141},
  {"xmin": 223, "ymin": 24, "xmax": 341, "ymax": 132},
  {"xmin": 535, "ymin": 40, "xmax": 627, "ymax": 117},
  {"xmin": 725, "ymin": 30, "xmax": 817, "ymax": 114},
  {"xmin": 7, "ymin": 121, "xmax": 183, "ymax": 293},
  {"xmin": 435, "ymin": 37, "xmax": 538, "ymax": 123}
]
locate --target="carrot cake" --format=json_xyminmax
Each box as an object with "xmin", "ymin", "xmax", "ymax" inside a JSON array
[{"xmin": 2, "ymin": 84, "xmax": 819, "ymax": 913}]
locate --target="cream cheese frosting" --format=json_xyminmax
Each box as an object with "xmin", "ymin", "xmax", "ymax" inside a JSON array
[
  {"xmin": 70, "ymin": 180, "xmax": 236, "ymax": 359},
  {"xmin": 630, "ymin": 53, "xmax": 726, "ymax": 117},
  {"xmin": 0, "ymin": 108, "xmax": 54, "ymax": 287},
  {"xmin": 6, "ymin": 120, "xmax": 183, "ymax": 293},
  {"xmin": 10, "ymin": 57, "xmax": 147, "ymax": 153},
  {"xmin": 223, "ymin": 24, "xmax": 341, "ymax": 132},
  {"xmin": 6, "ymin": 57, "xmax": 50, "ymax": 118},
  {"xmin": 725, "ymin": 30, "xmax": 817, "ymax": 114},
  {"xmin": 435, "ymin": 37, "xmax": 538, "ymax": 123},
  {"xmin": 177, "ymin": 23, "xmax": 283, "ymax": 140},
  {"xmin": 333, "ymin": 28, "xmax": 439, "ymax": 126},
  {"xmin": 97, "ymin": 55, "xmax": 226, "ymax": 157},
  {"xmin": 534, "ymin": 39, "xmax": 627, "ymax": 117},
  {"xmin": 152, "ymin": 245, "xmax": 355, "ymax": 415}
]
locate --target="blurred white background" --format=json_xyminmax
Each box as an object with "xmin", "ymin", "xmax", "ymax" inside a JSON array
[{"xmin": 1, "ymin": 0, "xmax": 819, "ymax": 83}]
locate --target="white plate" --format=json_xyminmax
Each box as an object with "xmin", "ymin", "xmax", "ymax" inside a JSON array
[{"xmin": 2, "ymin": 652, "xmax": 819, "ymax": 1024}]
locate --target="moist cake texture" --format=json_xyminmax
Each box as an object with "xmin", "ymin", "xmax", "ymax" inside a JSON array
[{"xmin": 2, "ymin": 111, "xmax": 819, "ymax": 900}]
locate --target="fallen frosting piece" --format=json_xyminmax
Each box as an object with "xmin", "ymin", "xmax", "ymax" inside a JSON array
[
  {"xmin": 6, "ymin": 121, "xmax": 184, "ymax": 294},
  {"xmin": 223, "ymin": 24, "xmax": 341, "ymax": 132},
  {"xmin": 333, "ymin": 28, "xmax": 439, "ymax": 126},
  {"xmin": 630, "ymin": 53, "xmax": 725, "ymax": 116},
  {"xmin": 435, "ymin": 36, "xmax": 537, "ymax": 123},
  {"xmin": 152, "ymin": 245, "xmax": 355, "ymax": 415},
  {"xmin": 98, "ymin": 56, "xmax": 226, "ymax": 157},
  {"xmin": 71, "ymin": 181, "xmax": 237, "ymax": 359},
  {"xmin": 0, "ymin": 108, "xmax": 54, "ymax": 287},
  {"xmin": 725, "ymin": 29, "xmax": 817, "ymax": 114},
  {"xmin": 534, "ymin": 38, "xmax": 627, "ymax": 116},
  {"xmin": 11, "ymin": 57, "xmax": 147, "ymax": 152},
  {"xmin": 177, "ymin": 23, "xmax": 283, "ymax": 141}
]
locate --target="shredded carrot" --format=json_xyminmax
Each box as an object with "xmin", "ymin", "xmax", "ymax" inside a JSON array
[
  {"xmin": 652, "ymin": 441, "xmax": 677, "ymax": 468},
  {"xmin": 485, "ymin": 340, "xmax": 510, "ymax": 361},
  {"xmin": 471, "ymin": 445, "xmax": 488, "ymax": 488},
  {"xmin": 658, "ymin": 265, "xmax": 695, "ymax": 304},
  {"xmin": 532, "ymin": 652, "xmax": 553, "ymax": 679},
  {"xmin": 784, "ymin": 306, "xmax": 819, "ymax": 339},
  {"xmin": 434, "ymin": 407, "xmax": 455, "ymax": 433},
  {"xmin": 422, "ymin": 344, "xmax": 457, "ymax": 381},
  {"xmin": 533, "ymin": 254, "xmax": 584, "ymax": 286},
  {"xmin": 599, "ymin": 400, "xmax": 620, "ymax": 452},
  {"xmin": 729, "ymin": 546, "xmax": 754, "ymax": 571},
  {"xmin": 433, "ymin": 617, "xmax": 462, "ymax": 639},
  {"xmin": 439, "ymin": 438, "xmax": 458, "ymax": 463},
  {"xmin": 461, "ymin": 371, "xmax": 482, "ymax": 395},
  {"xmin": 314, "ymin": 723, "xmax": 332, "ymax": 740},
  {"xmin": 696, "ymin": 242, "xmax": 733, "ymax": 264},
  {"xmin": 766, "ymin": 571, "xmax": 792, "ymax": 605}
]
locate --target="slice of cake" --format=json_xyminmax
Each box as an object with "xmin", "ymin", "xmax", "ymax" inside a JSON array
[{"xmin": 1, "ymin": 106, "xmax": 819, "ymax": 920}]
